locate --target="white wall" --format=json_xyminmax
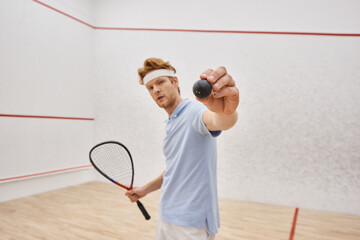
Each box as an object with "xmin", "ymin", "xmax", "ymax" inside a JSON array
[
  {"xmin": 40, "ymin": 0, "xmax": 95, "ymax": 26},
  {"xmin": 93, "ymin": 0, "xmax": 360, "ymax": 215},
  {"xmin": 93, "ymin": 0, "xmax": 360, "ymax": 33},
  {"xmin": 0, "ymin": 0, "xmax": 96, "ymax": 201}
]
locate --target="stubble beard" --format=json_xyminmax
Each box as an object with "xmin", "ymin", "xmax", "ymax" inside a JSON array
[{"xmin": 158, "ymin": 95, "xmax": 176, "ymax": 111}]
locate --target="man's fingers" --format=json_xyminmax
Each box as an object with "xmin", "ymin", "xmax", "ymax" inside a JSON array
[
  {"xmin": 126, "ymin": 194, "xmax": 139, "ymax": 202},
  {"xmin": 125, "ymin": 190, "xmax": 139, "ymax": 202},
  {"xmin": 130, "ymin": 196, "xmax": 138, "ymax": 202},
  {"xmin": 206, "ymin": 66, "xmax": 227, "ymax": 84},
  {"xmin": 212, "ymin": 74, "xmax": 235, "ymax": 92},
  {"xmin": 125, "ymin": 190, "xmax": 134, "ymax": 196},
  {"xmin": 200, "ymin": 69, "xmax": 213, "ymax": 80},
  {"xmin": 213, "ymin": 86, "xmax": 239, "ymax": 98},
  {"xmin": 200, "ymin": 66, "xmax": 229, "ymax": 85}
]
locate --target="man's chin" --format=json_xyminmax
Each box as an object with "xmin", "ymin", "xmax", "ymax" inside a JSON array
[
  {"xmin": 156, "ymin": 98, "xmax": 166, "ymax": 107},
  {"xmin": 156, "ymin": 101, "xmax": 165, "ymax": 108}
]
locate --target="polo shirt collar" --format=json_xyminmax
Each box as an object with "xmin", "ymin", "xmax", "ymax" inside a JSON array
[{"xmin": 167, "ymin": 98, "xmax": 190, "ymax": 121}]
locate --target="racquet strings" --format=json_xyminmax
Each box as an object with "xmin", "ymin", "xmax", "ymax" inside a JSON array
[{"xmin": 90, "ymin": 143, "xmax": 133, "ymax": 189}]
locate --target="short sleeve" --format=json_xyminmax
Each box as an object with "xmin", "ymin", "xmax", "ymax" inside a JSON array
[
  {"xmin": 210, "ymin": 130, "xmax": 221, "ymax": 137},
  {"xmin": 191, "ymin": 102, "xmax": 222, "ymax": 137}
]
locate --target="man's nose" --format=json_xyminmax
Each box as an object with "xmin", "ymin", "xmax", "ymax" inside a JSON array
[{"xmin": 153, "ymin": 85, "xmax": 160, "ymax": 93}]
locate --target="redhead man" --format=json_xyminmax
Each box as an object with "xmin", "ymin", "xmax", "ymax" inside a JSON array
[{"xmin": 126, "ymin": 58, "xmax": 239, "ymax": 239}]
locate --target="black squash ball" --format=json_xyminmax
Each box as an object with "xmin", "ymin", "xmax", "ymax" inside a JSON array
[{"xmin": 193, "ymin": 79, "xmax": 212, "ymax": 99}]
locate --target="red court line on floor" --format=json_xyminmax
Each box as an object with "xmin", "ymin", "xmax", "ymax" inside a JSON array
[
  {"xmin": 32, "ymin": 0, "xmax": 360, "ymax": 37},
  {"xmin": 0, "ymin": 114, "xmax": 94, "ymax": 121},
  {"xmin": 0, "ymin": 165, "xmax": 93, "ymax": 182},
  {"xmin": 289, "ymin": 208, "xmax": 299, "ymax": 240}
]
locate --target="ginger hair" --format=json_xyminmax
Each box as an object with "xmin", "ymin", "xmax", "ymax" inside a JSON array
[{"xmin": 138, "ymin": 58, "xmax": 176, "ymax": 85}]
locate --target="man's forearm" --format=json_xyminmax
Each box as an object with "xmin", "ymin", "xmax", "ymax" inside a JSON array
[
  {"xmin": 203, "ymin": 110, "xmax": 238, "ymax": 131},
  {"xmin": 143, "ymin": 171, "xmax": 165, "ymax": 194}
]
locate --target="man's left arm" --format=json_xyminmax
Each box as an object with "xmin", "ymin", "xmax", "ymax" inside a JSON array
[{"xmin": 197, "ymin": 66, "xmax": 240, "ymax": 131}]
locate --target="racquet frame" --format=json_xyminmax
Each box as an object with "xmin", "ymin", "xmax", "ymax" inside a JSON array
[{"xmin": 89, "ymin": 141, "xmax": 150, "ymax": 220}]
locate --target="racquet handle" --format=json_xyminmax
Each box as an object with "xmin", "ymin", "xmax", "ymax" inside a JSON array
[{"xmin": 137, "ymin": 200, "xmax": 151, "ymax": 220}]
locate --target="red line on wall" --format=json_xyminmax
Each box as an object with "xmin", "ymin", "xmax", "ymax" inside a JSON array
[
  {"xmin": 32, "ymin": 0, "xmax": 95, "ymax": 29},
  {"xmin": 289, "ymin": 208, "xmax": 299, "ymax": 240},
  {"xmin": 0, "ymin": 165, "xmax": 93, "ymax": 182},
  {"xmin": 95, "ymin": 27, "xmax": 360, "ymax": 37},
  {"xmin": 0, "ymin": 114, "xmax": 94, "ymax": 121},
  {"xmin": 32, "ymin": 0, "xmax": 360, "ymax": 37}
]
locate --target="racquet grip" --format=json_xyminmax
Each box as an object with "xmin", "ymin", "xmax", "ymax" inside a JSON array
[{"xmin": 137, "ymin": 200, "xmax": 151, "ymax": 220}]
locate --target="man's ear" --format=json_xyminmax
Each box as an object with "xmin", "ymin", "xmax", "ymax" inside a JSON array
[{"xmin": 172, "ymin": 76, "xmax": 179, "ymax": 87}]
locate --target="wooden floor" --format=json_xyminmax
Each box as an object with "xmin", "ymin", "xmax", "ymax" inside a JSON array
[{"xmin": 1, "ymin": 182, "xmax": 359, "ymax": 240}]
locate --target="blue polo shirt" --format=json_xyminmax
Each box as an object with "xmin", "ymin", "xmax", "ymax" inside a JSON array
[{"xmin": 160, "ymin": 98, "xmax": 221, "ymax": 236}]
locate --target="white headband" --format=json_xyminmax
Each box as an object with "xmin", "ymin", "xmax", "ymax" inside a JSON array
[{"xmin": 143, "ymin": 69, "xmax": 176, "ymax": 85}]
